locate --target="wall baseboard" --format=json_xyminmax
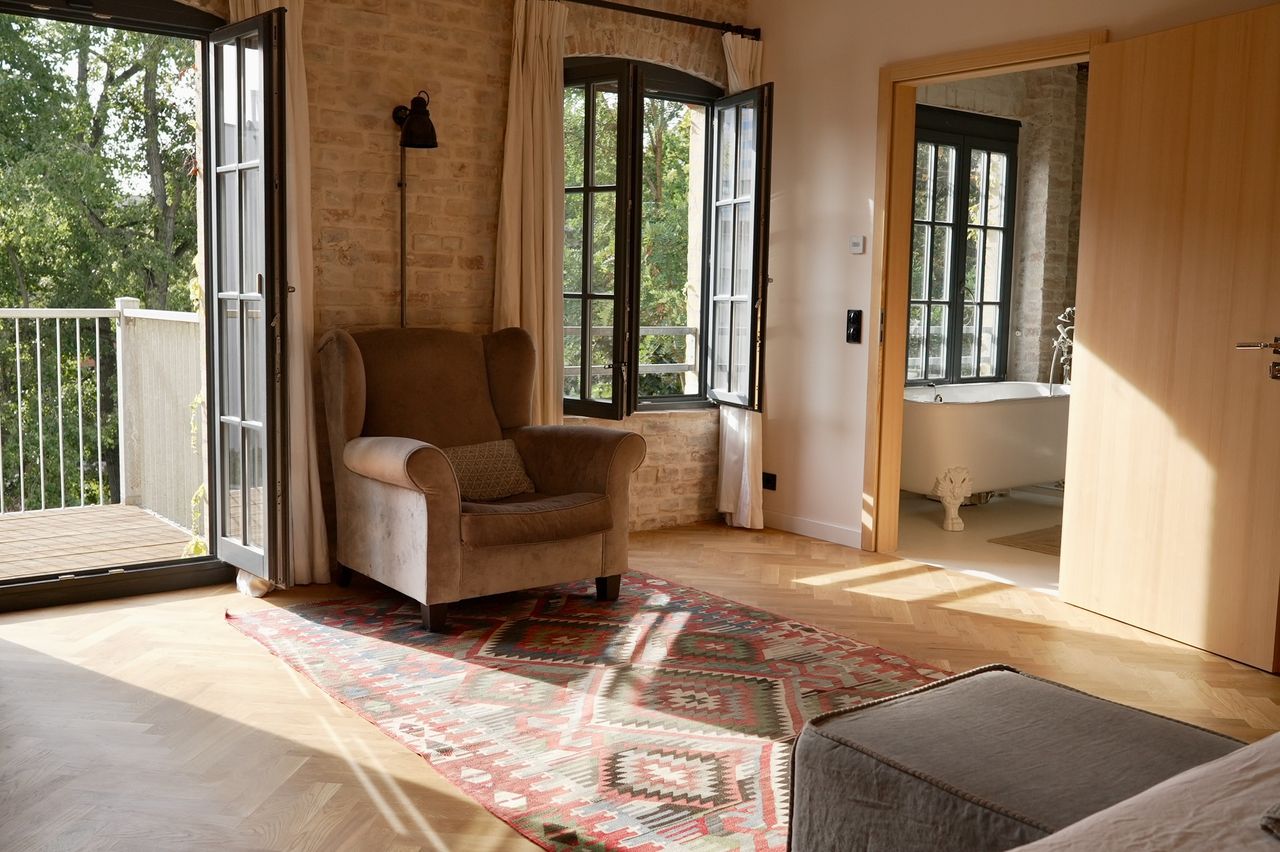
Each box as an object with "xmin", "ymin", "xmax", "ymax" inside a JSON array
[{"xmin": 763, "ymin": 511, "xmax": 863, "ymax": 550}]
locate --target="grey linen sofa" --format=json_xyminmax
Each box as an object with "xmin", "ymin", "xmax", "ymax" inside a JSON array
[
  {"xmin": 318, "ymin": 326, "xmax": 646, "ymax": 631},
  {"xmin": 789, "ymin": 665, "xmax": 1271, "ymax": 851}
]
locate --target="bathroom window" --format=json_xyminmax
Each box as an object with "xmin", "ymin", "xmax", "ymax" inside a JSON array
[{"xmin": 907, "ymin": 106, "xmax": 1018, "ymax": 385}]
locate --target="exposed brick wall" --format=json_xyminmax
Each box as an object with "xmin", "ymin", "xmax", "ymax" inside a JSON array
[
  {"xmin": 569, "ymin": 410, "xmax": 720, "ymax": 529},
  {"xmin": 302, "ymin": 0, "xmax": 744, "ymax": 532},
  {"xmin": 917, "ymin": 65, "xmax": 1087, "ymax": 383}
]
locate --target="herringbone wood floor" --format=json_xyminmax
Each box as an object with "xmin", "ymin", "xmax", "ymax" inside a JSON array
[{"xmin": 0, "ymin": 523, "xmax": 1276, "ymax": 851}]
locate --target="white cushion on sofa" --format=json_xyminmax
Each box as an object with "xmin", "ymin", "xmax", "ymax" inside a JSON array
[{"xmin": 1015, "ymin": 731, "xmax": 1280, "ymax": 851}]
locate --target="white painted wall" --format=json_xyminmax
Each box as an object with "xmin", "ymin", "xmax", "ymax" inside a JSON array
[{"xmin": 746, "ymin": 0, "xmax": 1272, "ymax": 548}]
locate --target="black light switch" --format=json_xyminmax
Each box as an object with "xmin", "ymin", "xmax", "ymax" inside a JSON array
[{"xmin": 846, "ymin": 309, "xmax": 862, "ymax": 344}]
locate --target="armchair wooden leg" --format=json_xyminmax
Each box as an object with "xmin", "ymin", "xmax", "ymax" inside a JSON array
[
  {"xmin": 335, "ymin": 565, "xmax": 353, "ymax": 588},
  {"xmin": 596, "ymin": 575, "xmax": 621, "ymax": 602},
  {"xmin": 421, "ymin": 603, "xmax": 449, "ymax": 632}
]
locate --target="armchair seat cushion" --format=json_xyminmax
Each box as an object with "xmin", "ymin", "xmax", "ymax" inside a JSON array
[{"xmin": 461, "ymin": 492, "xmax": 613, "ymax": 548}]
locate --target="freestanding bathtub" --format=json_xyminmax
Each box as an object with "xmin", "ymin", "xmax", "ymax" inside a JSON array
[{"xmin": 901, "ymin": 382, "xmax": 1070, "ymax": 528}]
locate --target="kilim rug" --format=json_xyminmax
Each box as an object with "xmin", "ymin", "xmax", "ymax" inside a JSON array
[{"xmin": 226, "ymin": 572, "xmax": 950, "ymax": 850}]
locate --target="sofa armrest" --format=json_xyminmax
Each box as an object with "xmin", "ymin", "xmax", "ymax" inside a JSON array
[{"xmin": 509, "ymin": 426, "xmax": 646, "ymax": 496}]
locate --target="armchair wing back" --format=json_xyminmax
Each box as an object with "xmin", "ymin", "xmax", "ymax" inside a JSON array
[{"xmin": 317, "ymin": 326, "xmax": 646, "ymax": 631}]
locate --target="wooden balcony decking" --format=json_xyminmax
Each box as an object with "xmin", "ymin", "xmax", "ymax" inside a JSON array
[{"xmin": 0, "ymin": 505, "xmax": 193, "ymax": 580}]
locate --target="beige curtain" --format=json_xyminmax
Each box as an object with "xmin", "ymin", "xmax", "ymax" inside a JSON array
[
  {"xmin": 717, "ymin": 33, "xmax": 766, "ymax": 530},
  {"xmin": 493, "ymin": 0, "xmax": 568, "ymax": 426},
  {"xmin": 231, "ymin": 0, "xmax": 330, "ymax": 585}
]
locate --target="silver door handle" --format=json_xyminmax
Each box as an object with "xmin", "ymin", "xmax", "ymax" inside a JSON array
[{"xmin": 1235, "ymin": 338, "xmax": 1280, "ymax": 351}]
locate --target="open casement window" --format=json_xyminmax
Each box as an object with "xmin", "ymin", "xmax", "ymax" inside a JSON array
[
  {"xmin": 207, "ymin": 9, "xmax": 288, "ymax": 584},
  {"xmin": 907, "ymin": 105, "xmax": 1018, "ymax": 386},
  {"xmin": 706, "ymin": 83, "xmax": 772, "ymax": 410},
  {"xmin": 562, "ymin": 60, "xmax": 772, "ymax": 418}
]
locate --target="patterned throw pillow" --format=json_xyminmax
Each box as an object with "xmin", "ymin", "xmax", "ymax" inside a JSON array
[{"xmin": 442, "ymin": 439, "xmax": 536, "ymax": 501}]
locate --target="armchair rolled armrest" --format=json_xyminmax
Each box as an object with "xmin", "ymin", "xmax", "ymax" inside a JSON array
[
  {"xmin": 510, "ymin": 426, "xmax": 646, "ymax": 496},
  {"xmin": 344, "ymin": 436, "xmax": 461, "ymax": 503}
]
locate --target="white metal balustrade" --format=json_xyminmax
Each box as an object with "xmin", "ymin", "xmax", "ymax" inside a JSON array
[
  {"xmin": 0, "ymin": 299, "xmax": 204, "ymax": 529},
  {"xmin": 0, "ymin": 307, "xmax": 119, "ymax": 514},
  {"xmin": 564, "ymin": 325, "xmax": 699, "ymax": 378}
]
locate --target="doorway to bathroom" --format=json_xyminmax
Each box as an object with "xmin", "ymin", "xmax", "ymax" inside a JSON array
[{"xmin": 892, "ymin": 62, "xmax": 1087, "ymax": 595}]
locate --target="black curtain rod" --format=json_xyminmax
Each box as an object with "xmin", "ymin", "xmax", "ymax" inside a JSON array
[{"xmin": 561, "ymin": 0, "xmax": 760, "ymax": 40}]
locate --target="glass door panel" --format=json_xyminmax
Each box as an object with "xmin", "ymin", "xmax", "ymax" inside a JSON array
[{"xmin": 208, "ymin": 10, "xmax": 285, "ymax": 582}]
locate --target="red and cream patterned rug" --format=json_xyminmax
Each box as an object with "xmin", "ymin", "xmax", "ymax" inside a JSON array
[{"xmin": 227, "ymin": 572, "xmax": 948, "ymax": 850}]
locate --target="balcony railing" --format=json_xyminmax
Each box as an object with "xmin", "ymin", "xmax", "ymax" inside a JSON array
[
  {"xmin": 0, "ymin": 299, "xmax": 204, "ymax": 535},
  {"xmin": 564, "ymin": 325, "xmax": 698, "ymax": 378}
]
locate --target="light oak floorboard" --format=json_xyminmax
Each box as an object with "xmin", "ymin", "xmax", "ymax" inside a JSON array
[{"xmin": 0, "ymin": 523, "xmax": 1275, "ymax": 851}]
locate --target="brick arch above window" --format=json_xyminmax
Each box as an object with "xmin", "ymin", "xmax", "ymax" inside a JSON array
[{"xmin": 564, "ymin": 5, "xmax": 734, "ymax": 89}]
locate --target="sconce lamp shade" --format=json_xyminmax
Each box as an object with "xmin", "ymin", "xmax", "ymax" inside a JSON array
[{"xmin": 392, "ymin": 90, "xmax": 438, "ymax": 149}]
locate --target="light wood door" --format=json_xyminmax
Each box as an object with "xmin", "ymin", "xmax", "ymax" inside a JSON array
[{"xmin": 1061, "ymin": 3, "xmax": 1280, "ymax": 671}]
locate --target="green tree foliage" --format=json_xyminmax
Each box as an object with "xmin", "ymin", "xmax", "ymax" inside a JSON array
[
  {"xmin": 0, "ymin": 13, "xmax": 197, "ymax": 311},
  {"xmin": 0, "ymin": 14, "xmax": 198, "ymax": 512}
]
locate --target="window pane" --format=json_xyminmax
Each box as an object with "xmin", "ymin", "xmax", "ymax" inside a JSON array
[
  {"xmin": 563, "ymin": 298, "xmax": 582, "ymax": 399},
  {"xmin": 245, "ymin": 425, "xmax": 265, "ymax": 549},
  {"xmin": 713, "ymin": 300, "xmax": 730, "ymax": 390},
  {"xmin": 590, "ymin": 191, "xmax": 615, "ymax": 294},
  {"xmin": 968, "ymin": 150, "xmax": 988, "ymax": 226},
  {"xmin": 217, "ymin": 171, "xmax": 238, "ymax": 292},
  {"xmin": 639, "ymin": 98, "xmax": 704, "ymax": 399},
  {"xmin": 717, "ymin": 104, "xmax": 737, "ymax": 200},
  {"xmin": 715, "ymin": 206, "xmax": 732, "ymax": 296},
  {"xmin": 733, "ymin": 203, "xmax": 753, "ymax": 296},
  {"xmin": 736, "ymin": 102, "xmax": 756, "ymax": 198},
  {"xmin": 986, "ymin": 152, "xmax": 1008, "ymax": 227},
  {"xmin": 983, "ymin": 230, "xmax": 1003, "ymax": 302},
  {"xmin": 911, "ymin": 225, "xmax": 928, "ymax": 300},
  {"xmin": 592, "ymin": 82, "xmax": 619, "ymax": 186},
  {"xmin": 240, "ymin": 33, "xmax": 262, "ymax": 163},
  {"xmin": 913, "ymin": 142, "xmax": 933, "ymax": 220},
  {"xmin": 590, "ymin": 299, "xmax": 613, "ymax": 401},
  {"xmin": 927, "ymin": 305, "xmax": 948, "ymax": 380},
  {"xmin": 240, "ymin": 167, "xmax": 262, "ymax": 294},
  {"xmin": 219, "ymin": 299, "xmax": 241, "ymax": 418},
  {"xmin": 907, "ymin": 304, "xmax": 926, "ymax": 381},
  {"xmin": 929, "ymin": 225, "xmax": 950, "ymax": 301},
  {"xmin": 221, "ymin": 422, "xmax": 242, "ymax": 540},
  {"xmin": 243, "ymin": 298, "xmax": 265, "ymax": 423},
  {"xmin": 959, "ymin": 304, "xmax": 978, "ymax": 378},
  {"xmin": 731, "ymin": 299, "xmax": 750, "ymax": 395},
  {"xmin": 933, "ymin": 145, "xmax": 956, "ymax": 223},
  {"xmin": 980, "ymin": 306, "xmax": 1000, "ymax": 378},
  {"xmin": 564, "ymin": 86, "xmax": 586, "ymax": 187},
  {"xmin": 964, "ymin": 227, "xmax": 981, "ymax": 302},
  {"xmin": 218, "ymin": 42, "xmax": 237, "ymax": 165},
  {"xmin": 564, "ymin": 193, "xmax": 583, "ymax": 293}
]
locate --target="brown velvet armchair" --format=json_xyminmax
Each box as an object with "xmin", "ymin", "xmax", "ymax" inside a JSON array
[{"xmin": 317, "ymin": 326, "xmax": 646, "ymax": 631}]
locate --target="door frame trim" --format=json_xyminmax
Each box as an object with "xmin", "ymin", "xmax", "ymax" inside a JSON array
[{"xmin": 861, "ymin": 29, "xmax": 1109, "ymax": 552}]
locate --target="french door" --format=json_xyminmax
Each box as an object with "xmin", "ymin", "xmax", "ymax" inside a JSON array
[{"xmin": 207, "ymin": 10, "xmax": 287, "ymax": 584}]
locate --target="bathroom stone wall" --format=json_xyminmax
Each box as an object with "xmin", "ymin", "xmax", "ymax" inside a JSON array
[{"xmin": 918, "ymin": 65, "xmax": 1087, "ymax": 383}]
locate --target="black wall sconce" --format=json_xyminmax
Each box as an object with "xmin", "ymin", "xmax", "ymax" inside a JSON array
[{"xmin": 392, "ymin": 90, "xmax": 438, "ymax": 327}]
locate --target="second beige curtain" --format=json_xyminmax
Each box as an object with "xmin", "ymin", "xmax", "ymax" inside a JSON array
[{"xmin": 494, "ymin": 0, "xmax": 568, "ymax": 425}]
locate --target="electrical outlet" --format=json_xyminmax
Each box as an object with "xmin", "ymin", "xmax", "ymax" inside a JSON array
[
  {"xmin": 846, "ymin": 309, "xmax": 862, "ymax": 344},
  {"xmin": 762, "ymin": 472, "xmax": 777, "ymax": 491}
]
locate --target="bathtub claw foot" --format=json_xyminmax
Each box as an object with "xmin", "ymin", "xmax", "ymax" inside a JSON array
[{"xmin": 934, "ymin": 467, "xmax": 973, "ymax": 532}]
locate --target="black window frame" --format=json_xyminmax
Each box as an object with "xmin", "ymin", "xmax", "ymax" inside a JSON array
[
  {"xmin": 908, "ymin": 105, "xmax": 1019, "ymax": 386},
  {"xmin": 563, "ymin": 58, "xmax": 770, "ymax": 418}
]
